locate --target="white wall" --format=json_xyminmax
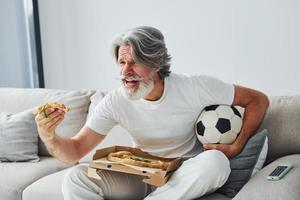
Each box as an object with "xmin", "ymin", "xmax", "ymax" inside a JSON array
[{"xmin": 39, "ymin": 0, "xmax": 300, "ymax": 96}]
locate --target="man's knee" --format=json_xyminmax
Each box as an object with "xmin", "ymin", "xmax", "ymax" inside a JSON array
[
  {"xmin": 204, "ymin": 150, "xmax": 231, "ymax": 183},
  {"xmin": 62, "ymin": 165, "xmax": 105, "ymax": 199},
  {"xmin": 206, "ymin": 149, "xmax": 229, "ymax": 166},
  {"xmin": 185, "ymin": 149, "xmax": 231, "ymax": 178},
  {"xmin": 62, "ymin": 165, "xmax": 88, "ymax": 188}
]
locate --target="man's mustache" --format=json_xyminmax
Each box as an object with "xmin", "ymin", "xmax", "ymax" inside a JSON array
[{"xmin": 117, "ymin": 75, "xmax": 144, "ymax": 82}]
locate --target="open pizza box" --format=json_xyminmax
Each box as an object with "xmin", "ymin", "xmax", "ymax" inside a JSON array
[{"xmin": 88, "ymin": 146, "xmax": 182, "ymax": 187}]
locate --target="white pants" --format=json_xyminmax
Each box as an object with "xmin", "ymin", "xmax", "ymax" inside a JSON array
[{"xmin": 62, "ymin": 150, "xmax": 230, "ymax": 200}]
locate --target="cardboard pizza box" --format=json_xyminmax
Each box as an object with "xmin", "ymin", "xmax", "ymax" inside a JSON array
[{"xmin": 88, "ymin": 146, "xmax": 182, "ymax": 187}]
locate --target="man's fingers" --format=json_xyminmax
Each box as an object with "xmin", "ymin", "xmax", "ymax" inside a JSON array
[
  {"xmin": 44, "ymin": 108, "xmax": 56, "ymax": 117},
  {"xmin": 45, "ymin": 113, "xmax": 63, "ymax": 126},
  {"xmin": 36, "ymin": 110, "xmax": 64, "ymax": 127},
  {"xmin": 35, "ymin": 108, "xmax": 55, "ymax": 121},
  {"xmin": 44, "ymin": 110, "xmax": 62, "ymax": 121},
  {"xmin": 203, "ymin": 143, "xmax": 218, "ymax": 150},
  {"xmin": 35, "ymin": 113, "xmax": 43, "ymax": 121},
  {"xmin": 48, "ymin": 116, "xmax": 64, "ymax": 130}
]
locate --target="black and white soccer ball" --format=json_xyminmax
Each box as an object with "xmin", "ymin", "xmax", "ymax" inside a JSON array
[{"xmin": 195, "ymin": 104, "xmax": 243, "ymax": 144}]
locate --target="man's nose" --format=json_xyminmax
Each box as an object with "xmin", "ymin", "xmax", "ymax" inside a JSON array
[{"xmin": 121, "ymin": 63, "xmax": 133, "ymax": 75}]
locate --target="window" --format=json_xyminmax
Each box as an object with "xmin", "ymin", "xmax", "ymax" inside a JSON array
[{"xmin": 0, "ymin": 0, "xmax": 44, "ymax": 88}]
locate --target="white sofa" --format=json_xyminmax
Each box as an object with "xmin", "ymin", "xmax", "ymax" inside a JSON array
[
  {"xmin": 0, "ymin": 88, "xmax": 299, "ymax": 200},
  {"xmin": 0, "ymin": 88, "xmax": 133, "ymax": 200}
]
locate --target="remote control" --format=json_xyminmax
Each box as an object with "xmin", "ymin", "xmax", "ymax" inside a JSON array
[{"xmin": 267, "ymin": 164, "xmax": 293, "ymax": 181}]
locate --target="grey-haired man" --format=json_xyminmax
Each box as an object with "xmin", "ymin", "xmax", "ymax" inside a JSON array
[{"xmin": 35, "ymin": 26, "xmax": 269, "ymax": 199}]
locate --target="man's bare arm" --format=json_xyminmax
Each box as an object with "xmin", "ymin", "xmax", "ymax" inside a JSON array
[
  {"xmin": 35, "ymin": 108, "xmax": 105, "ymax": 164},
  {"xmin": 204, "ymin": 85, "xmax": 269, "ymax": 158},
  {"xmin": 44, "ymin": 127, "xmax": 105, "ymax": 164},
  {"xmin": 231, "ymin": 85, "xmax": 269, "ymax": 150}
]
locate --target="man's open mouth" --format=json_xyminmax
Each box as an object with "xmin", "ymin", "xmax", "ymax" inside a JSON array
[{"xmin": 123, "ymin": 78, "xmax": 140, "ymax": 89}]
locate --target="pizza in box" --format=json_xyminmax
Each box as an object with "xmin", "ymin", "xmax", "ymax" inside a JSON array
[{"xmin": 107, "ymin": 151, "xmax": 170, "ymax": 170}]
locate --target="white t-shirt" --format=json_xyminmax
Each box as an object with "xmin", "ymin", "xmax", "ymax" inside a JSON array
[{"xmin": 85, "ymin": 73, "xmax": 234, "ymax": 158}]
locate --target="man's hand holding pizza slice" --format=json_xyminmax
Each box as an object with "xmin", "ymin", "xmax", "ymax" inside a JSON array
[{"xmin": 34, "ymin": 102, "xmax": 70, "ymax": 143}]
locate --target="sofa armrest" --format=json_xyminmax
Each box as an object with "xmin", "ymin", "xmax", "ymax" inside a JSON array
[{"xmin": 233, "ymin": 154, "xmax": 300, "ymax": 200}]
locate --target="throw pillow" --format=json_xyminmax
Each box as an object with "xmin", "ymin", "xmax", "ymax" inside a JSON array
[
  {"xmin": 0, "ymin": 109, "xmax": 39, "ymax": 162},
  {"xmin": 0, "ymin": 88, "xmax": 94, "ymax": 157},
  {"xmin": 217, "ymin": 129, "xmax": 268, "ymax": 197}
]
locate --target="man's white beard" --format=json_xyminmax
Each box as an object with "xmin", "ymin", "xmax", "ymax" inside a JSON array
[{"xmin": 121, "ymin": 77, "xmax": 154, "ymax": 100}]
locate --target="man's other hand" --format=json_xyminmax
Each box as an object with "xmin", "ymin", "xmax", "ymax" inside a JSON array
[{"xmin": 203, "ymin": 143, "xmax": 242, "ymax": 159}]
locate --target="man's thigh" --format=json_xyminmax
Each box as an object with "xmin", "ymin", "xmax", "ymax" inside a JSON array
[
  {"xmin": 92, "ymin": 168, "xmax": 155, "ymax": 199},
  {"xmin": 145, "ymin": 150, "xmax": 230, "ymax": 200}
]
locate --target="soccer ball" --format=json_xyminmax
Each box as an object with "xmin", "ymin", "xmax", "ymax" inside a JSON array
[{"xmin": 195, "ymin": 104, "xmax": 243, "ymax": 144}]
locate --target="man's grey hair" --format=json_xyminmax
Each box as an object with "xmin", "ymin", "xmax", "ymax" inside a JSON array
[{"xmin": 112, "ymin": 26, "xmax": 172, "ymax": 79}]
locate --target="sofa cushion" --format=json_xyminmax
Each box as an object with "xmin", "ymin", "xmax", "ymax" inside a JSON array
[
  {"xmin": 0, "ymin": 88, "xmax": 95, "ymax": 156},
  {"xmin": 0, "ymin": 109, "xmax": 39, "ymax": 162},
  {"xmin": 23, "ymin": 167, "xmax": 74, "ymax": 200},
  {"xmin": 260, "ymin": 95, "xmax": 300, "ymax": 163},
  {"xmin": 217, "ymin": 129, "xmax": 268, "ymax": 197},
  {"xmin": 233, "ymin": 154, "xmax": 300, "ymax": 200},
  {"xmin": 0, "ymin": 157, "xmax": 72, "ymax": 200}
]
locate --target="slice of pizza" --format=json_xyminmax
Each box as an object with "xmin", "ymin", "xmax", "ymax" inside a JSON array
[
  {"xmin": 34, "ymin": 102, "xmax": 70, "ymax": 117},
  {"xmin": 107, "ymin": 151, "xmax": 170, "ymax": 170}
]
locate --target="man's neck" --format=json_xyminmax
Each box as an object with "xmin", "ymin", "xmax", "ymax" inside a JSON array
[{"xmin": 144, "ymin": 77, "xmax": 164, "ymax": 101}]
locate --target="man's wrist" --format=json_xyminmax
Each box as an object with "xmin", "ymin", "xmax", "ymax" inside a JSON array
[
  {"xmin": 41, "ymin": 132, "xmax": 57, "ymax": 144},
  {"xmin": 232, "ymin": 140, "xmax": 245, "ymax": 155}
]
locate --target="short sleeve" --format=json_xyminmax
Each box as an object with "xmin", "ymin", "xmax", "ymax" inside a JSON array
[
  {"xmin": 84, "ymin": 94, "xmax": 117, "ymax": 135},
  {"xmin": 192, "ymin": 75, "xmax": 235, "ymax": 107}
]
